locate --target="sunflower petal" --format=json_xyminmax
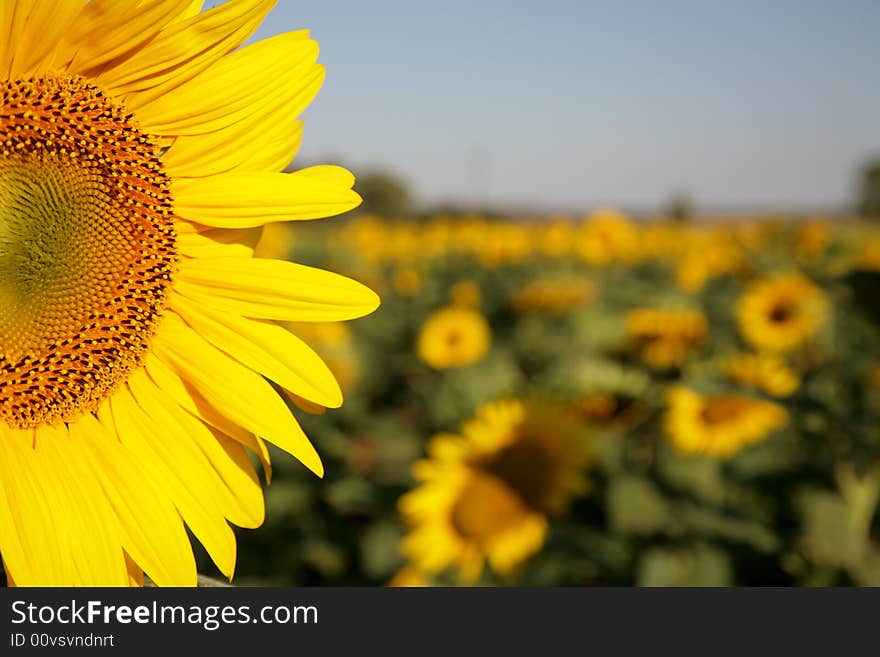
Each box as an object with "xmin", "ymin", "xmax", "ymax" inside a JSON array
[
  {"xmin": 152, "ymin": 312, "xmax": 324, "ymax": 476},
  {"xmin": 176, "ymin": 257, "xmax": 380, "ymax": 322},
  {"xmin": 100, "ymin": 0, "xmax": 277, "ymax": 106},
  {"xmin": 164, "ymin": 117, "xmax": 304, "ymax": 178},
  {"xmin": 138, "ymin": 31, "xmax": 318, "ymax": 135},
  {"xmin": 173, "ymin": 295, "xmax": 344, "ymax": 408},
  {"xmin": 4, "ymin": 0, "xmax": 85, "ymax": 77},
  {"xmin": 58, "ymin": 0, "xmax": 199, "ymax": 74},
  {"xmin": 0, "ymin": 423, "xmax": 128, "ymax": 586},
  {"xmin": 126, "ymin": 370, "xmax": 265, "ymax": 529},
  {"xmin": 109, "ymin": 385, "xmax": 238, "ymax": 580},
  {"xmin": 174, "ymin": 167, "xmax": 361, "ymax": 228},
  {"xmin": 142, "ymin": 353, "xmax": 273, "ymax": 482},
  {"xmin": 77, "ymin": 407, "xmax": 198, "ymax": 587},
  {"xmin": 178, "ymin": 227, "xmax": 262, "ymax": 259}
]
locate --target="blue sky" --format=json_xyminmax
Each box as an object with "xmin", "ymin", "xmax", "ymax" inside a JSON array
[{"xmin": 252, "ymin": 1, "xmax": 880, "ymax": 212}]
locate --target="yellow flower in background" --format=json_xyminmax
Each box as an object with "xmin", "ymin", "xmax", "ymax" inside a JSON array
[
  {"xmin": 0, "ymin": 0, "xmax": 378, "ymax": 586},
  {"xmin": 392, "ymin": 265, "xmax": 423, "ymax": 297},
  {"xmin": 855, "ymin": 237, "xmax": 880, "ymax": 271},
  {"xmin": 342, "ymin": 214, "xmax": 387, "ymax": 264},
  {"xmin": 538, "ymin": 217, "xmax": 576, "ymax": 258},
  {"xmin": 453, "ymin": 216, "xmax": 491, "ymax": 255},
  {"xmin": 724, "ymin": 352, "xmax": 800, "ymax": 398},
  {"xmin": 416, "ymin": 306, "xmax": 491, "ymax": 369},
  {"xmin": 387, "ymin": 567, "xmax": 432, "ymax": 587},
  {"xmin": 663, "ymin": 386, "xmax": 788, "ymax": 458},
  {"xmin": 399, "ymin": 400, "xmax": 591, "ymax": 582},
  {"xmin": 575, "ymin": 209, "xmax": 640, "ymax": 265},
  {"xmin": 420, "ymin": 221, "xmax": 454, "ymax": 259},
  {"xmin": 253, "ymin": 222, "xmax": 296, "ymax": 260},
  {"xmin": 625, "ymin": 308, "xmax": 709, "ymax": 369},
  {"xmin": 286, "ymin": 322, "xmax": 360, "ymax": 395},
  {"xmin": 478, "ymin": 223, "xmax": 532, "ymax": 268},
  {"xmin": 569, "ymin": 393, "xmax": 646, "ymax": 432},
  {"xmin": 639, "ymin": 221, "xmax": 689, "ymax": 261},
  {"xmin": 737, "ymin": 274, "xmax": 828, "ymax": 352},
  {"xmin": 674, "ymin": 233, "xmax": 744, "ymax": 294},
  {"xmin": 385, "ymin": 223, "xmax": 421, "ymax": 263},
  {"xmin": 401, "ymin": 464, "xmax": 546, "ymax": 583},
  {"xmin": 869, "ymin": 366, "xmax": 880, "ymax": 390},
  {"xmin": 795, "ymin": 220, "xmax": 831, "ymax": 261},
  {"xmin": 450, "ymin": 280, "xmax": 482, "ymax": 308},
  {"xmin": 510, "ymin": 276, "xmax": 598, "ymax": 315}
]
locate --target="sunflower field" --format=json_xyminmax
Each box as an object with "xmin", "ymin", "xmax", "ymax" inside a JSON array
[{"xmin": 213, "ymin": 211, "xmax": 880, "ymax": 587}]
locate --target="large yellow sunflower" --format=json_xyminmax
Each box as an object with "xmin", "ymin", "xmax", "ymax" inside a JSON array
[
  {"xmin": 663, "ymin": 386, "xmax": 788, "ymax": 458},
  {"xmin": 0, "ymin": 1, "xmax": 379, "ymax": 586},
  {"xmin": 399, "ymin": 400, "xmax": 591, "ymax": 582},
  {"xmin": 736, "ymin": 274, "xmax": 828, "ymax": 352}
]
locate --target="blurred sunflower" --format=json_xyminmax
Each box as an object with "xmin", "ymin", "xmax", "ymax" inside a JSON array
[
  {"xmin": 391, "ymin": 265, "xmax": 422, "ymax": 297},
  {"xmin": 399, "ymin": 400, "xmax": 591, "ymax": 582},
  {"xmin": 574, "ymin": 209, "xmax": 640, "ymax": 265},
  {"xmin": 795, "ymin": 220, "xmax": 831, "ymax": 261},
  {"xmin": 869, "ymin": 366, "xmax": 880, "ymax": 390},
  {"xmin": 253, "ymin": 222, "xmax": 296, "ymax": 260},
  {"xmin": 625, "ymin": 308, "xmax": 708, "ymax": 370},
  {"xmin": 569, "ymin": 392, "xmax": 646, "ymax": 432},
  {"xmin": 674, "ymin": 233, "xmax": 744, "ymax": 294},
  {"xmin": 286, "ymin": 322, "xmax": 360, "ymax": 395},
  {"xmin": 510, "ymin": 276, "xmax": 597, "ymax": 315},
  {"xmin": 737, "ymin": 274, "xmax": 828, "ymax": 352},
  {"xmin": 387, "ymin": 567, "xmax": 432, "ymax": 587},
  {"xmin": 477, "ymin": 223, "xmax": 532, "ymax": 268},
  {"xmin": 856, "ymin": 239, "xmax": 880, "ymax": 271},
  {"xmin": 723, "ymin": 352, "xmax": 799, "ymax": 398},
  {"xmin": 663, "ymin": 386, "xmax": 788, "ymax": 458},
  {"xmin": 0, "ymin": 1, "xmax": 378, "ymax": 586},
  {"xmin": 538, "ymin": 217, "xmax": 575, "ymax": 258},
  {"xmin": 416, "ymin": 306, "xmax": 491, "ymax": 369},
  {"xmin": 449, "ymin": 279, "xmax": 482, "ymax": 308}
]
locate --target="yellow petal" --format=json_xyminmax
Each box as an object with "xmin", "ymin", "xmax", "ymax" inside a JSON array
[
  {"xmin": 176, "ymin": 256, "xmax": 380, "ymax": 322},
  {"xmin": 4, "ymin": 0, "xmax": 85, "ymax": 77},
  {"xmin": 152, "ymin": 312, "xmax": 325, "ymax": 476},
  {"xmin": 75, "ymin": 407, "xmax": 197, "ymax": 587},
  {"xmin": 108, "ymin": 385, "xmax": 238, "ymax": 580},
  {"xmin": 125, "ymin": 553, "xmax": 145, "ymax": 587},
  {"xmin": 287, "ymin": 391, "xmax": 328, "ymax": 415},
  {"xmin": 126, "ymin": 370, "xmax": 265, "ymax": 529},
  {"xmin": 143, "ymin": 352, "xmax": 273, "ymax": 483},
  {"xmin": 173, "ymin": 295, "xmax": 343, "ymax": 408},
  {"xmin": 0, "ymin": 427, "xmax": 47, "ymax": 585},
  {"xmin": 174, "ymin": 166, "xmax": 361, "ymax": 228},
  {"xmin": 164, "ymin": 117, "xmax": 304, "ymax": 178},
  {"xmin": 178, "ymin": 226, "xmax": 262, "ymax": 259},
  {"xmin": 138, "ymin": 30, "xmax": 318, "ymax": 135},
  {"xmin": 100, "ymin": 0, "xmax": 277, "ymax": 107},
  {"xmin": 295, "ymin": 164, "xmax": 357, "ymax": 189},
  {"xmin": 0, "ymin": 423, "xmax": 128, "ymax": 586},
  {"xmin": 58, "ymin": 0, "xmax": 199, "ymax": 74},
  {"xmin": 0, "ymin": 1, "xmax": 32, "ymax": 77}
]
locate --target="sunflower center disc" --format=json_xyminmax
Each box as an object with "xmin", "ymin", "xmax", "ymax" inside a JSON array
[
  {"xmin": 0, "ymin": 77, "xmax": 176, "ymax": 429},
  {"xmin": 700, "ymin": 396, "xmax": 747, "ymax": 425}
]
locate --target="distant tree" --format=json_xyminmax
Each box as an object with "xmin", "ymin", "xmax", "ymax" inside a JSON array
[
  {"xmin": 355, "ymin": 169, "xmax": 412, "ymax": 217},
  {"xmin": 857, "ymin": 159, "xmax": 880, "ymax": 218},
  {"xmin": 665, "ymin": 191, "xmax": 693, "ymax": 222}
]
